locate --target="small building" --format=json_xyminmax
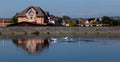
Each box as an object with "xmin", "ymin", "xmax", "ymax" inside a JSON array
[
  {"xmin": 0, "ymin": 18, "xmax": 12, "ymax": 26},
  {"xmin": 62, "ymin": 19, "xmax": 77, "ymax": 27},
  {"xmin": 48, "ymin": 15, "xmax": 59, "ymax": 25},
  {"xmin": 13, "ymin": 6, "xmax": 49, "ymax": 26},
  {"xmin": 77, "ymin": 18, "xmax": 107, "ymax": 27}
]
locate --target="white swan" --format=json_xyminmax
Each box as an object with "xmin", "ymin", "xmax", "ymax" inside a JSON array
[
  {"xmin": 64, "ymin": 36, "xmax": 68, "ymax": 40},
  {"xmin": 51, "ymin": 38, "xmax": 57, "ymax": 43}
]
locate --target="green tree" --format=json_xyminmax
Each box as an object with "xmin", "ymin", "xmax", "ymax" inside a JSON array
[
  {"xmin": 102, "ymin": 16, "xmax": 113, "ymax": 26},
  {"xmin": 68, "ymin": 21, "xmax": 76, "ymax": 26},
  {"xmin": 12, "ymin": 13, "xmax": 19, "ymax": 24},
  {"xmin": 62, "ymin": 16, "xmax": 71, "ymax": 20}
]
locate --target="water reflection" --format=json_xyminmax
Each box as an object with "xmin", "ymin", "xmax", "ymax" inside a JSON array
[
  {"xmin": 12, "ymin": 38, "xmax": 49, "ymax": 54},
  {"xmin": 6, "ymin": 35, "xmax": 120, "ymax": 55},
  {"xmin": 11, "ymin": 36, "xmax": 89, "ymax": 55},
  {"xmin": 0, "ymin": 35, "xmax": 120, "ymax": 62}
]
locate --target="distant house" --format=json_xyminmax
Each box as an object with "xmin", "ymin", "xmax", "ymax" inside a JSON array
[
  {"xmin": 62, "ymin": 19, "xmax": 77, "ymax": 27},
  {"xmin": 62, "ymin": 20, "xmax": 70, "ymax": 26},
  {"xmin": 0, "ymin": 18, "xmax": 12, "ymax": 26},
  {"xmin": 77, "ymin": 18, "xmax": 105, "ymax": 27},
  {"xmin": 48, "ymin": 15, "xmax": 58, "ymax": 24},
  {"xmin": 88, "ymin": 18, "xmax": 97, "ymax": 24},
  {"xmin": 8, "ymin": 6, "xmax": 49, "ymax": 26}
]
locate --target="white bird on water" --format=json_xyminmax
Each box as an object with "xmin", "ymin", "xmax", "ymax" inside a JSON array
[
  {"xmin": 64, "ymin": 36, "xmax": 68, "ymax": 40},
  {"xmin": 51, "ymin": 38, "xmax": 57, "ymax": 43}
]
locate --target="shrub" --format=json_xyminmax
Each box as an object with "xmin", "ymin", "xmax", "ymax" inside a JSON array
[
  {"xmin": 12, "ymin": 32, "xmax": 15, "ymax": 35},
  {"xmin": 0, "ymin": 32, "xmax": 1, "ymax": 35},
  {"xmin": 85, "ymin": 32, "xmax": 87, "ymax": 34},
  {"xmin": 31, "ymin": 31, "xmax": 39, "ymax": 36},
  {"xmin": 24, "ymin": 31, "xmax": 28, "ymax": 35},
  {"xmin": 47, "ymin": 32, "xmax": 50, "ymax": 35},
  {"xmin": 97, "ymin": 32, "xmax": 99, "ymax": 34}
]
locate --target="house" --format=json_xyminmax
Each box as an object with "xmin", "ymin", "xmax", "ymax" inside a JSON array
[
  {"xmin": 62, "ymin": 19, "xmax": 77, "ymax": 26},
  {"xmin": 78, "ymin": 18, "xmax": 86, "ymax": 24},
  {"xmin": 8, "ymin": 6, "xmax": 49, "ymax": 26},
  {"xmin": 77, "ymin": 18, "xmax": 103, "ymax": 27},
  {"xmin": 88, "ymin": 18, "xmax": 97, "ymax": 24},
  {"xmin": 48, "ymin": 15, "xmax": 59, "ymax": 25},
  {"xmin": 0, "ymin": 18, "xmax": 12, "ymax": 26}
]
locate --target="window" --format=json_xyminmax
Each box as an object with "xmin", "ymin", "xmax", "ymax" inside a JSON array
[
  {"xmin": 29, "ymin": 9, "xmax": 34, "ymax": 17},
  {"xmin": 36, "ymin": 12, "xmax": 38, "ymax": 14}
]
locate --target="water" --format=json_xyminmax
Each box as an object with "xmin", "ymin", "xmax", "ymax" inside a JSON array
[{"xmin": 0, "ymin": 35, "xmax": 120, "ymax": 62}]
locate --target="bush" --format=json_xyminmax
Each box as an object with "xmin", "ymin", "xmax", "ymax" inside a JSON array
[
  {"xmin": 31, "ymin": 31, "xmax": 39, "ymax": 36},
  {"xmin": 97, "ymin": 32, "xmax": 99, "ymax": 34},
  {"xmin": 85, "ymin": 32, "xmax": 87, "ymax": 34},
  {"xmin": 11, "ymin": 32, "xmax": 15, "ymax": 35},
  {"xmin": 68, "ymin": 21, "xmax": 76, "ymax": 27},
  {"xmin": 0, "ymin": 32, "xmax": 1, "ymax": 35},
  {"xmin": 47, "ymin": 32, "xmax": 50, "ymax": 35},
  {"xmin": 24, "ymin": 31, "xmax": 28, "ymax": 35}
]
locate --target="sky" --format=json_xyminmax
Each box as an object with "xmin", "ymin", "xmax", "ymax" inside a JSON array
[{"xmin": 0, "ymin": 0, "xmax": 120, "ymax": 18}]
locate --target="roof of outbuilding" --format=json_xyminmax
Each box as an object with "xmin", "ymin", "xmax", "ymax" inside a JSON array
[{"xmin": 7, "ymin": 22, "xmax": 47, "ymax": 26}]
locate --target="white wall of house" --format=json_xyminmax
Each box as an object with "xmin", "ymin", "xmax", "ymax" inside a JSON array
[{"xmin": 48, "ymin": 17, "xmax": 55, "ymax": 24}]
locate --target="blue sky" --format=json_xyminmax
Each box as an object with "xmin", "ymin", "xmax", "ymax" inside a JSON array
[{"xmin": 0, "ymin": 0, "xmax": 120, "ymax": 18}]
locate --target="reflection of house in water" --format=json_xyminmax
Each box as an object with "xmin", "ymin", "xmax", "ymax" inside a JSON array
[{"xmin": 12, "ymin": 38, "xmax": 49, "ymax": 54}]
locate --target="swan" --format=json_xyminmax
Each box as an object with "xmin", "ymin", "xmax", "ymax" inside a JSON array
[
  {"xmin": 51, "ymin": 38, "xmax": 57, "ymax": 43},
  {"xmin": 64, "ymin": 36, "xmax": 68, "ymax": 40}
]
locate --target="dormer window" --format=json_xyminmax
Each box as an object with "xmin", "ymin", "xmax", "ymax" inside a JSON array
[
  {"xmin": 29, "ymin": 9, "xmax": 34, "ymax": 17},
  {"xmin": 36, "ymin": 12, "xmax": 38, "ymax": 14}
]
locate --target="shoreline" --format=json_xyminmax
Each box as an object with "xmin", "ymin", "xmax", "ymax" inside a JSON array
[
  {"xmin": 0, "ymin": 34, "xmax": 120, "ymax": 40},
  {"xmin": 0, "ymin": 26, "xmax": 120, "ymax": 35}
]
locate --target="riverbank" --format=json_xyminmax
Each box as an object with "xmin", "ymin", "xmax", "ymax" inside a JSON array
[
  {"xmin": 0, "ymin": 27, "xmax": 120, "ymax": 35},
  {"xmin": 0, "ymin": 34, "xmax": 120, "ymax": 40}
]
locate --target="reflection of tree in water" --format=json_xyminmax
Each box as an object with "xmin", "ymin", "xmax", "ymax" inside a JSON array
[{"xmin": 12, "ymin": 37, "xmax": 50, "ymax": 55}]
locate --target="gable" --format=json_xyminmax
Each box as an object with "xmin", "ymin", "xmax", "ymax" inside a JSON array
[{"xmin": 18, "ymin": 6, "xmax": 47, "ymax": 17}]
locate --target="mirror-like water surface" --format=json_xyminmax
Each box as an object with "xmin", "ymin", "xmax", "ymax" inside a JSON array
[{"xmin": 0, "ymin": 35, "xmax": 120, "ymax": 62}]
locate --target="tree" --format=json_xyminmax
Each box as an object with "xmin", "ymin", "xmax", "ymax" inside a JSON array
[
  {"xmin": 102, "ymin": 16, "xmax": 113, "ymax": 26},
  {"xmin": 57, "ymin": 18, "xmax": 63, "ymax": 26},
  {"xmin": 12, "ymin": 13, "xmax": 19, "ymax": 24},
  {"xmin": 62, "ymin": 16, "xmax": 71, "ymax": 20},
  {"xmin": 68, "ymin": 21, "xmax": 76, "ymax": 27}
]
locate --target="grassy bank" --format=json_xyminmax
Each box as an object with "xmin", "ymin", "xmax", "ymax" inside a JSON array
[{"xmin": 0, "ymin": 27, "xmax": 119, "ymax": 35}]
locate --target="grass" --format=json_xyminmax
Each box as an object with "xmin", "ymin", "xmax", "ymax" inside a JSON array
[
  {"xmin": 11, "ymin": 32, "xmax": 15, "ymax": 35},
  {"xmin": 24, "ymin": 31, "xmax": 28, "ymax": 35},
  {"xmin": 108, "ymin": 32, "xmax": 111, "ymax": 34},
  {"xmin": 96, "ymin": 32, "xmax": 100, "ymax": 34},
  {"xmin": 85, "ymin": 32, "xmax": 88, "ymax": 34},
  {"xmin": 47, "ymin": 32, "xmax": 50, "ymax": 35},
  {"xmin": 72, "ymin": 32, "xmax": 76, "ymax": 34},
  {"xmin": 31, "ymin": 31, "xmax": 40, "ymax": 36},
  {"xmin": 60, "ymin": 32, "xmax": 62, "ymax": 34}
]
